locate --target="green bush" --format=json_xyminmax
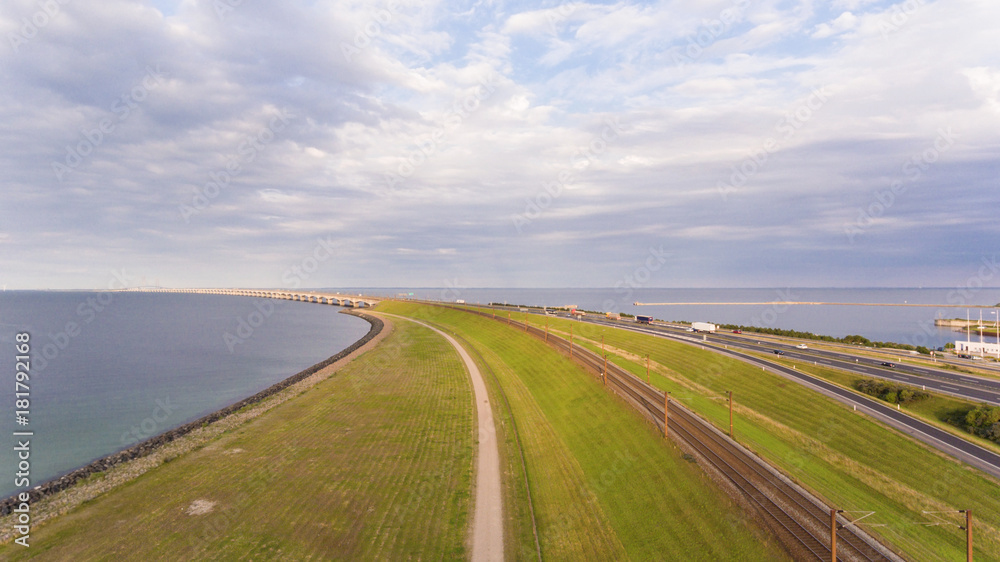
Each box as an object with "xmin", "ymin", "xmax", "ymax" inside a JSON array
[
  {"xmin": 964, "ymin": 405, "xmax": 1000, "ymax": 444},
  {"xmin": 853, "ymin": 378, "xmax": 929, "ymax": 405}
]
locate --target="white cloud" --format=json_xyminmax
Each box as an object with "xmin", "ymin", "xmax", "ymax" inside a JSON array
[
  {"xmin": 0, "ymin": 0, "xmax": 998, "ymax": 289},
  {"xmin": 811, "ymin": 11, "xmax": 859, "ymax": 39}
]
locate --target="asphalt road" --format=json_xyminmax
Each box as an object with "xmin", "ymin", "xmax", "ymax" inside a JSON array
[
  {"xmin": 704, "ymin": 332, "xmax": 1000, "ymax": 406},
  {"xmin": 578, "ymin": 317, "xmax": 1000, "ymax": 407},
  {"xmin": 574, "ymin": 317, "xmax": 1000, "ymax": 480}
]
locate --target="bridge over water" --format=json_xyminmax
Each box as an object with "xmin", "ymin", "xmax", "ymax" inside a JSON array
[{"xmin": 129, "ymin": 287, "xmax": 380, "ymax": 308}]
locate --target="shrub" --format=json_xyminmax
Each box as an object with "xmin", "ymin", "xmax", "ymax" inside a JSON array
[
  {"xmin": 853, "ymin": 378, "xmax": 929, "ymax": 405},
  {"xmin": 964, "ymin": 405, "xmax": 1000, "ymax": 444}
]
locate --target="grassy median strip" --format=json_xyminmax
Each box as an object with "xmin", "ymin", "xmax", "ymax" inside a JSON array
[
  {"xmin": 520, "ymin": 312, "xmax": 1000, "ymax": 561},
  {"xmin": 744, "ymin": 350, "xmax": 1000, "ymax": 458},
  {"xmin": 0, "ymin": 320, "xmax": 474, "ymax": 560},
  {"xmin": 384, "ymin": 302, "xmax": 785, "ymax": 561}
]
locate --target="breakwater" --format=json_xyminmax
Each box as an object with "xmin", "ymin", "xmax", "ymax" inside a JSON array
[{"xmin": 1, "ymin": 311, "xmax": 383, "ymax": 515}]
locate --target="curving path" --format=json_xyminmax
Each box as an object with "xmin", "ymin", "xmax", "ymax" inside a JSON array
[{"xmin": 376, "ymin": 313, "xmax": 503, "ymax": 561}]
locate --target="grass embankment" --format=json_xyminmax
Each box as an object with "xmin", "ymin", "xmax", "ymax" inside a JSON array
[
  {"xmin": 743, "ymin": 351, "xmax": 1000, "ymax": 456},
  {"xmin": 0, "ymin": 320, "xmax": 474, "ymax": 560},
  {"xmin": 381, "ymin": 302, "xmax": 784, "ymax": 561},
  {"xmin": 507, "ymin": 310, "xmax": 1000, "ymax": 562}
]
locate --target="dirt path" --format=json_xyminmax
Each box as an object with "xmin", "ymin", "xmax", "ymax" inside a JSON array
[{"xmin": 376, "ymin": 313, "xmax": 503, "ymax": 562}]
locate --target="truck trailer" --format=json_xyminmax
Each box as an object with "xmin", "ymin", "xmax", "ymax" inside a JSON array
[{"xmin": 691, "ymin": 322, "xmax": 717, "ymax": 333}]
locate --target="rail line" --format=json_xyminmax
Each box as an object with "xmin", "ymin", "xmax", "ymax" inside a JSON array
[{"xmin": 460, "ymin": 306, "xmax": 898, "ymax": 561}]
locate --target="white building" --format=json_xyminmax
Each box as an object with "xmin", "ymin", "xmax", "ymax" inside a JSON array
[{"xmin": 955, "ymin": 340, "xmax": 1000, "ymax": 356}]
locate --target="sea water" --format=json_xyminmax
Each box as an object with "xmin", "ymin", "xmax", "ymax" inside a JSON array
[{"xmin": 0, "ymin": 292, "xmax": 370, "ymax": 499}]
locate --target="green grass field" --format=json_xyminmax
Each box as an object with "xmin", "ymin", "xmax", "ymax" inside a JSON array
[
  {"xmin": 509, "ymin": 310, "xmax": 1000, "ymax": 561},
  {"xmin": 743, "ymin": 350, "xmax": 1000, "ymax": 457},
  {"xmin": 0, "ymin": 320, "xmax": 474, "ymax": 560},
  {"xmin": 382, "ymin": 302, "xmax": 785, "ymax": 561}
]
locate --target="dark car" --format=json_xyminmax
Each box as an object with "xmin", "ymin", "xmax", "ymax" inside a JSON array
[
  {"xmin": 773, "ymin": 350, "xmax": 784, "ymax": 355},
  {"xmin": 881, "ymin": 362, "xmax": 895, "ymax": 368}
]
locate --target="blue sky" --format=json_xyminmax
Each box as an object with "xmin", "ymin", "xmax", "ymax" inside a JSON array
[{"xmin": 1, "ymin": 0, "xmax": 998, "ymax": 290}]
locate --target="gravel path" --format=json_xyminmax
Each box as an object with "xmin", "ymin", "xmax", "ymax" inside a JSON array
[{"xmin": 376, "ymin": 313, "xmax": 504, "ymax": 562}]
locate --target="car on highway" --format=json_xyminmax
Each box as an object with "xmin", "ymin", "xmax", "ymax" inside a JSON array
[
  {"xmin": 773, "ymin": 350, "xmax": 785, "ymax": 355},
  {"xmin": 732, "ymin": 330, "xmax": 742, "ymax": 334},
  {"xmin": 880, "ymin": 361, "xmax": 895, "ymax": 368},
  {"xmin": 795, "ymin": 344, "xmax": 808, "ymax": 349}
]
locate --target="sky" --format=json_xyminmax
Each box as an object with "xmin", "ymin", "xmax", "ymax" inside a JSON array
[{"xmin": 1, "ymin": 0, "xmax": 998, "ymax": 290}]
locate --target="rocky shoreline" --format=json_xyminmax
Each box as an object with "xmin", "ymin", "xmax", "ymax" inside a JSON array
[{"xmin": 0, "ymin": 310, "xmax": 384, "ymax": 516}]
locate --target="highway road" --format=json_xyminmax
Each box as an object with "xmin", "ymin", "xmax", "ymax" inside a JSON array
[
  {"xmin": 533, "ymin": 311, "xmax": 1000, "ymax": 407},
  {"xmin": 686, "ymin": 328, "xmax": 1000, "ymax": 407},
  {"xmin": 565, "ymin": 316, "xmax": 1000, "ymax": 480},
  {"xmin": 450, "ymin": 303, "xmax": 1000, "ymax": 479},
  {"xmin": 485, "ymin": 305, "xmax": 1000, "ymax": 405}
]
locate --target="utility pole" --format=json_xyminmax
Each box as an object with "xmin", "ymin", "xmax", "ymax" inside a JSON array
[
  {"xmin": 664, "ymin": 392, "xmax": 669, "ymax": 439},
  {"xmin": 603, "ymin": 354, "xmax": 608, "ymax": 386},
  {"xmin": 728, "ymin": 391, "xmax": 734, "ymax": 438},
  {"xmin": 545, "ymin": 318, "xmax": 549, "ymax": 342},
  {"xmin": 646, "ymin": 354, "xmax": 650, "ymax": 383},
  {"xmin": 524, "ymin": 312, "xmax": 528, "ymax": 331},
  {"xmin": 830, "ymin": 509, "xmax": 843, "ymax": 562},
  {"xmin": 507, "ymin": 310, "xmax": 511, "ymax": 325},
  {"xmin": 570, "ymin": 325, "xmax": 573, "ymax": 357},
  {"xmin": 961, "ymin": 510, "xmax": 973, "ymax": 562}
]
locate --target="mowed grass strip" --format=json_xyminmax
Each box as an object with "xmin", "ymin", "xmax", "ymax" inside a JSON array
[
  {"xmin": 0, "ymin": 320, "xmax": 474, "ymax": 560},
  {"xmin": 522, "ymin": 312, "xmax": 1000, "ymax": 561},
  {"xmin": 748, "ymin": 350, "xmax": 1000, "ymax": 457},
  {"xmin": 384, "ymin": 302, "xmax": 785, "ymax": 561}
]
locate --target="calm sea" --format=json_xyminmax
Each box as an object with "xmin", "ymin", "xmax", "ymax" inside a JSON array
[
  {"xmin": 356, "ymin": 287, "xmax": 1000, "ymax": 349},
  {"xmin": 4, "ymin": 288, "xmax": 999, "ymax": 499},
  {"xmin": 1, "ymin": 292, "xmax": 370, "ymax": 499}
]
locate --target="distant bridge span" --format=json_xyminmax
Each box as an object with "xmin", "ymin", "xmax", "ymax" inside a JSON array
[{"xmin": 129, "ymin": 287, "xmax": 380, "ymax": 308}]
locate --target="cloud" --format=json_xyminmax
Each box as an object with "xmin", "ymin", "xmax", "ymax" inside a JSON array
[
  {"xmin": 811, "ymin": 11, "xmax": 859, "ymax": 39},
  {"xmin": 0, "ymin": 0, "xmax": 998, "ymax": 289}
]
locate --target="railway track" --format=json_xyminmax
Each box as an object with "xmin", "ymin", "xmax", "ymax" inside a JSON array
[{"xmin": 460, "ymin": 306, "xmax": 898, "ymax": 561}]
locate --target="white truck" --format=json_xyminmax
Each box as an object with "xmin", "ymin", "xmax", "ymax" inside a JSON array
[{"xmin": 691, "ymin": 322, "xmax": 717, "ymax": 333}]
